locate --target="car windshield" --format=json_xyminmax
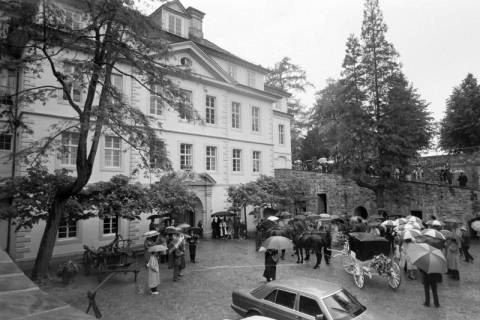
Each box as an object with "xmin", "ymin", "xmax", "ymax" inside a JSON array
[{"xmin": 322, "ymin": 289, "xmax": 366, "ymax": 320}]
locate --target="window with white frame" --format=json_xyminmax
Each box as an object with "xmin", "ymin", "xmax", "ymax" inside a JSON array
[
  {"xmin": 228, "ymin": 64, "xmax": 237, "ymax": 80},
  {"xmin": 180, "ymin": 143, "xmax": 193, "ymax": 170},
  {"xmin": 179, "ymin": 89, "xmax": 192, "ymax": 120},
  {"xmin": 252, "ymin": 151, "xmax": 261, "ymax": 173},
  {"xmin": 61, "ymin": 62, "xmax": 81, "ymax": 103},
  {"xmin": 232, "ymin": 149, "xmax": 241, "ymax": 172},
  {"xmin": 104, "ymin": 136, "xmax": 121, "ymax": 168},
  {"xmin": 150, "ymin": 84, "xmax": 162, "ymax": 115},
  {"xmin": 279, "ymin": 124, "xmax": 285, "ymax": 145},
  {"xmin": 58, "ymin": 219, "xmax": 77, "ymax": 239},
  {"xmin": 205, "ymin": 95, "xmax": 216, "ymax": 124},
  {"xmin": 149, "ymin": 139, "xmax": 164, "ymax": 169},
  {"xmin": 0, "ymin": 134, "xmax": 12, "ymax": 151},
  {"xmin": 251, "ymin": 106, "xmax": 260, "ymax": 132},
  {"xmin": 60, "ymin": 132, "xmax": 79, "ymax": 165},
  {"xmin": 247, "ymin": 71, "xmax": 255, "ymax": 87},
  {"xmin": 64, "ymin": 10, "xmax": 82, "ymax": 30},
  {"xmin": 111, "ymin": 73, "xmax": 123, "ymax": 95},
  {"xmin": 168, "ymin": 15, "xmax": 182, "ymax": 35},
  {"xmin": 103, "ymin": 217, "xmax": 118, "ymax": 235},
  {"xmin": 206, "ymin": 146, "xmax": 217, "ymax": 171},
  {"xmin": 0, "ymin": 69, "xmax": 16, "ymax": 105},
  {"xmin": 231, "ymin": 102, "xmax": 241, "ymax": 129}
]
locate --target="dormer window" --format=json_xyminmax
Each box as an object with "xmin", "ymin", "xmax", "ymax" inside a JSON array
[
  {"xmin": 180, "ymin": 57, "xmax": 192, "ymax": 67},
  {"xmin": 168, "ymin": 14, "xmax": 182, "ymax": 36}
]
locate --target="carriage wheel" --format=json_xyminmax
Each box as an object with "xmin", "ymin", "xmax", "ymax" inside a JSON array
[
  {"xmin": 353, "ymin": 263, "xmax": 365, "ymax": 288},
  {"xmin": 342, "ymin": 254, "xmax": 355, "ymax": 275},
  {"xmin": 387, "ymin": 261, "xmax": 401, "ymax": 290}
]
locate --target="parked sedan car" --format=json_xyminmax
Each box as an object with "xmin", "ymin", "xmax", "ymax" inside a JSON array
[{"xmin": 231, "ymin": 277, "xmax": 378, "ymax": 320}]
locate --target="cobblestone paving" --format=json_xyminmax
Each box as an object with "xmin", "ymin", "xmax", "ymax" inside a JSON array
[{"xmin": 41, "ymin": 238, "xmax": 480, "ymax": 320}]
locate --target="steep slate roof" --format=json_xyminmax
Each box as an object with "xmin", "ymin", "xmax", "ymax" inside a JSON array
[{"xmin": 158, "ymin": 29, "xmax": 270, "ymax": 74}]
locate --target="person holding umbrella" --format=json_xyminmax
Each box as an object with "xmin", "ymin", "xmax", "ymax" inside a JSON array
[
  {"xmin": 263, "ymin": 249, "xmax": 280, "ymax": 282},
  {"xmin": 147, "ymin": 245, "xmax": 166, "ymax": 295},
  {"xmin": 143, "ymin": 231, "xmax": 159, "ymax": 267},
  {"xmin": 407, "ymin": 243, "xmax": 446, "ymax": 308}
]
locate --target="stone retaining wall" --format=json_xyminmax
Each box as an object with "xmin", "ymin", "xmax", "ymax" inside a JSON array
[{"xmin": 275, "ymin": 169, "xmax": 480, "ymax": 223}]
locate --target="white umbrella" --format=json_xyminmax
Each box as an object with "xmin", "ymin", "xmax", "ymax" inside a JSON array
[
  {"xmin": 143, "ymin": 230, "xmax": 159, "ymax": 238},
  {"xmin": 381, "ymin": 220, "xmax": 396, "ymax": 227},
  {"xmin": 401, "ymin": 229, "xmax": 421, "ymax": 240},
  {"xmin": 471, "ymin": 221, "xmax": 480, "ymax": 232},
  {"xmin": 267, "ymin": 216, "xmax": 280, "ymax": 221},
  {"xmin": 421, "ymin": 229, "xmax": 446, "ymax": 240}
]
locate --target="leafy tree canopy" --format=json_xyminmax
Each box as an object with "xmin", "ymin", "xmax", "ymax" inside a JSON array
[{"xmin": 440, "ymin": 73, "xmax": 480, "ymax": 153}]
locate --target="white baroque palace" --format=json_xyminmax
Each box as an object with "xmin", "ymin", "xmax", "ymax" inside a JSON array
[{"xmin": 0, "ymin": 0, "xmax": 291, "ymax": 261}]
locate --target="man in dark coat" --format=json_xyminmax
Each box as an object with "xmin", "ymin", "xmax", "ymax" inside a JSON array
[
  {"xmin": 420, "ymin": 270, "xmax": 441, "ymax": 308},
  {"xmin": 187, "ymin": 230, "xmax": 199, "ymax": 263},
  {"xmin": 263, "ymin": 249, "xmax": 279, "ymax": 282},
  {"xmin": 461, "ymin": 226, "xmax": 473, "ymax": 262}
]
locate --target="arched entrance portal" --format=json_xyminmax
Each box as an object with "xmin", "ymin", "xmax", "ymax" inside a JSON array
[
  {"xmin": 179, "ymin": 197, "xmax": 203, "ymax": 227},
  {"xmin": 354, "ymin": 206, "xmax": 369, "ymax": 219}
]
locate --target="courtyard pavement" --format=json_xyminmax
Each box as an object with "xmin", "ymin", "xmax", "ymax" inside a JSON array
[{"xmin": 40, "ymin": 238, "xmax": 480, "ymax": 320}]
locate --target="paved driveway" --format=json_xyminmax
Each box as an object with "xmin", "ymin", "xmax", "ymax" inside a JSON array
[{"xmin": 42, "ymin": 238, "xmax": 480, "ymax": 320}]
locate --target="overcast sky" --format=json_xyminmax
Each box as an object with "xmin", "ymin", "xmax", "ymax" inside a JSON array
[{"xmin": 150, "ymin": 0, "xmax": 480, "ymax": 122}]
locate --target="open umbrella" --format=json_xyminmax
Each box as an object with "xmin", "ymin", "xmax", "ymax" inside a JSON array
[
  {"xmin": 415, "ymin": 235, "xmax": 445, "ymax": 250},
  {"xmin": 165, "ymin": 226, "xmax": 182, "ymax": 234},
  {"xmin": 426, "ymin": 220, "xmax": 444, "ymax": 227},
  {"xmin": 406, "ymin": 243, "xmax": 447, "ymax": 273},
  {"xmin": 177, "ymin": 223, "xmax": 191, "ymax": 229},
  {"xmin": 395, "ymin": 218, "xmax": 408, "ymax": 225},
  {"xmin": 148, "ymin": 244, "xmax": 168, "ymax": 253},
  {"xmin": 267, "ymin": 216, "xmax": 280, "ymax": 222},
  {"xmin": 471, "ymin": 221, "xmax": 480, "ymax": 232},
  {"xmin": 406, "ymin": 221, "xmax": 423, "ymax": 230},
  {"xmin": 261, "ymin": 236, "xmax": 293, "ymax": 251},
  {"xmin": 294, "ymin": 214, "xmax": 306, "ymax": 220},
  {"xmin": 421, "ymin": 229, "xmax": 446, "ymax": 240},
  {"xmin": 439, "ymin": 230, "xmax": 453, "ymax": 238},
  {"xmin": 406, "ymin": 216, "xmax": 422, "ymax": 224},
  {"xmin": 211, "ymin": 211, "xmax": 236, "ymax": 217},
  {"xmin": 143, "ymin": 230, "xmax": 159, "ymax": 238},
  {"xmin": 401, "ymin": 229, "xmax": 421, "ymax": 240},
  {"xmin": 276, "ymin": 211, "xmax": 292, "ymax": 219},
  {"xmin": 381, "ymin": 220, "xmax": 396, "ymax": 227},
  {"xmin": 147, "ymin": 214, "xmax": 169, "ymax": 220}
]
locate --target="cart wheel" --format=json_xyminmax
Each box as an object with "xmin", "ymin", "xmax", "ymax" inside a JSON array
[
  {"xmin": 387, "ymin": 261, "xmax": 401, "ymax": 290},
  {"xmin": 353, "ymin": 263, "xmax": 365, "ymax": 288},
  {"xmin": 342, "ymin": 254, "xmax": 355, "ymax": 274}
]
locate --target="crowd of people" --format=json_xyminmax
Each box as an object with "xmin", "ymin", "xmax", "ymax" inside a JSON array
[
  {"xmin": 211, "ymin": 216, "xmax": 236, "ymax": 239},
  {"xmin": 257, "ymin": 211, "xmax": 475, "ymax": 309},
  {"xmin": 143, "ymin": 227, "xmax": 199, "ymax": 294}
]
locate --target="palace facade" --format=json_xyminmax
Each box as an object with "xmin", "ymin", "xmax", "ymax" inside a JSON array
[{"xmin": 0, "ymin": 0, "xmax": 292, "ymax": 261}]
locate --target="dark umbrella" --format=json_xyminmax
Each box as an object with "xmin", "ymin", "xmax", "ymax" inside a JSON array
[
  {"xmin": 293, "ymin": 214, "xmax": 306, "ymax": 220},
  {"xmin": 148, "ymin": 214, "xmax": 170, "ymax": 220},
  {"xmin": 415, "ymin": 235, "xmax": 444, "ymax": 250},
  {"xmin": 211, "ymin": 211, "xmax": 236, "ymax": 217},
  {"xmin": 276, "ymin": 211, "xmax": 292, "ymax": 219}
]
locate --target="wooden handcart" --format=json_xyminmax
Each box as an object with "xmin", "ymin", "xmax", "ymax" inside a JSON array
[{"xmin": 82, "ymin": 236, "xmax": 139, "ymax": 282}]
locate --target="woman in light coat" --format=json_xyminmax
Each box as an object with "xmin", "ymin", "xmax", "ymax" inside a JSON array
[{"xmin": 445, "ymin": 235, "xmax": 460, "ymax": 280}]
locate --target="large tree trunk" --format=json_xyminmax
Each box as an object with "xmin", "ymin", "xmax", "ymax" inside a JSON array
[{"xmin": 31, "ymin": 196, "xmax": 67, "ymax": 280}]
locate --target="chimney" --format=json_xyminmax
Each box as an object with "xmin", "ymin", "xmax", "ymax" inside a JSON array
[{"xmin": 186, "ymin": 7, "xmax": 205, "ymax": 39}]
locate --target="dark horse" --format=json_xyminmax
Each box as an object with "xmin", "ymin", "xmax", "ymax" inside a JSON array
[{"xmin": 291, "ymin": 220, "xmax": 328, "ymax": 269}]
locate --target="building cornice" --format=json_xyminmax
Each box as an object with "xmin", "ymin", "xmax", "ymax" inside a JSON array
[
  {"xmin": 21, "ymin": 111, "xmax": 275, "ymax": 147},
  {"xmin": 273, "ymin": 110, "xmax": 293, "ymax": 119}
]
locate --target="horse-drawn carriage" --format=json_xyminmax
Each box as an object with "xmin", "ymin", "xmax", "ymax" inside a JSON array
[{"xmin": 333, "ymin": 232, "xmax": 401, "ymax": 289}]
